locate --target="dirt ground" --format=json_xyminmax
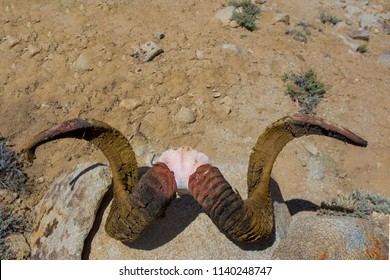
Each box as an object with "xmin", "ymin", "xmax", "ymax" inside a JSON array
[{"xmin": 0, "ymin": 0, "xmax": 389, "ymax": 236}]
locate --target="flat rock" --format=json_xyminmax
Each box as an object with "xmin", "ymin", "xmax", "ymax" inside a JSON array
[
  {"xmin": 30, "ymin": 163, "xmax": 111, "ymax": 260},
  {"xmin": 215, "ymin": 6, "xmax": 235, "ymax": 25},
  {"xmin": 337, "ymin": 34, "xmax": 359, "ymax": 51},
  {"xmin": 153, "ymin": 32, "xmax": 165, "ymax": 39},
  {"xmin": 348, "ymin": 28, "xmax": 370, "ymax": 40},
  {"xmin": 360, "ymin": 14, "xmax": 381, "ymax": 28},
  {"xmin": 174, "ymin": 107, "xmax": 196, "ymax": 124},
  {"xmin": 272, "ymin": 13, "xmax": 290, "ymax": 25},
  {"xmin": 88, "ymin": 162, "xmax": 292, "ymax": 260},
  {"xmin": 132, "ymin": 41, "xmax": 163, "ymax": 62},
  {"xmin": 119, "ymin": 98, "xmax": 143, "ymax": 110},
  {"xmin": 272, "ymin": 215, "xmax": 389, "ymax": 260},
  {"xmin": 71, "ymin": 54, "xmax": 92, "ymax": 71},
  {"xmin": 222, "ymin": 44, "xmax": 243, "ymax": 54}
]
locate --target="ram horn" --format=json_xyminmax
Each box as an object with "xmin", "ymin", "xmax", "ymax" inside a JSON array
[
  {"xmin": 188, "ymin": 114, "xmax": 367, "ymax": 242},
  {"xmin": 22, "ymin": 118, "xmax": 177, "ymax": 242}
]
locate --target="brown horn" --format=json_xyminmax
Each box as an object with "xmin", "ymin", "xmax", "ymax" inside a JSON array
[
  {"xmin": 23, "ymin": 118, "xmax": 177, "ymax": 242},
  {"xmin": 188, "ymin": 114, "xmax": 367, "ymax": 242}
]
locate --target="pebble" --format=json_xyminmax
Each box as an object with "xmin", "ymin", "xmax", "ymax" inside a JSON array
[
  {"xmin": 272, "ymin": 13, "xmax": 290, "ymax": 25},
  {"xmin": 214, "ymin": 6, "xmax": 235, "ymax": 25},
  {"xmin": 71, "ymin": 54, "xmax": 93, "ymax": 71},
  {"xmin": 255, "ymin": 0, "xmax": 267, "ymax": 4},
  {"xmin": 195, "ymin": 50, "xmax": 204, "ymax": 59},
  {"xmin": 229, "ymin": 20, "xmax": 239, "ymax": 28},
  {"xmin": 212, "ymin": 92, "xmax": 222, "ymax": 98},
  {"xmin": 132, "ymin": 41, "xmax": 163, "ymax": 62},
  {"xmin": 219, "ymin": 96, "xmax": 234, "ymax": 115},
  {"xmin": 4, "ymin": 35, "xmax": 20, "ymax": 48},
  {"xmin": 222, "ymin": 44, "xmax": 243, "ymax": 54},
  {"xmin": 24, "ymin": 44, "xmax": 41, "ymax": 58},
  {"xmin": 153, "ymin": 32, "xmax": 165, "ymax": 39},
  {"xmin": 119, "ymin": 98, "xmax": 144, "ymax": 110},
  {"xmin": 348, "ymin": 28, "xmax": 370, "ymax": 41},
  {"xmin": 337, "ymin": 34, "xmax": 359, "ymax": 51},
  {"xmin": 174, "ymin": 107, "xmax": 196, "ymax": 124}
]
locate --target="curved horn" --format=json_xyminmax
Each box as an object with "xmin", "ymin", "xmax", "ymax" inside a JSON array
[
  {"xmin": 189, "ymin": 114, "xmax": 367, "ymax": 242},
  {"xmin": 23, "ymin": 118, "xmax": 177, "ymax": 242}
]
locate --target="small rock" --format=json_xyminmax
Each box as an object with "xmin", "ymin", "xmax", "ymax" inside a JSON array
[
  {"xmin": 195, "ymin": 50, "xmax": 204, "ymax": 59},
  {"xmin": 331, "ymin": 21, "xmax": 351, "ymax": 33},
  {"xmin": 222, "ymin": 44, "xmax": 243, "ymax": 54},
  {"xmin": 212, "ymin": 92, "xmax": 222, "ymax": 98},
  {"xmin": 4, "ymin": 234, "xmax": 31, "ymax": 259},
  {"xmin": 132, "ymin": 41, "xmax": 163, "ymax": 62},
  {"xmin": 215, "ymin": 6, "xmax": 235, "ymax": 25},
  {"xmin": 359, "ymin": 14, "xmax": 381, "ymax": 28},
  {"xmin": 348, "ymin": 28, "xmax": 370, "ymax": 40},
  {"xmin": 272, "ymin": 13, "xmax": 290, "ymax": 25},
  {"xmin": 119, "ymin": 98, "xmax": 143, "ymax": 110},
  {"xmin": 378, "ymin": 51, "xmax": 390, "ymax": 68},
  {"xmin": 219, "ymin": 96, "xmax": 234, "ymax": 115},
  {"xmin": 174, "ymin": 107, "xmax": 196, "ymax": 124},
  {"xmin": 337, "ymin": 34, "xmax": 359, "ymax": 51},
  {"xmin": 153, "ymin": 32, "xmax": 165, "ymax": 39},
  {"xmin": 254, "ymin": 0, "xmax": 267, "ymax": 4},
  {"xmin": 4, "ymin": 35, "xmax": 20, "ymax": 48},
  {"xmin": 24, "ymin": 44, "xmax": 41, "ymax": 58},
  {"xmin": 71, "ymin": 54, "xmax": 93, "ymax": 72},
  {"xmin": 229, "ymin": 20, "xmax": 239, "ymax": 28}
]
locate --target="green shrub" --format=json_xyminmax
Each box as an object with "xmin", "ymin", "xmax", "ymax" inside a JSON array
[
  {"xmin": 285, "ymin": 29, "xmax": 308, "ymax": 43},
  {"xmin": 282, "ymin": 70, "xmax": 326, "ymax": 114},
  {"xmin": 228, "ymin": 0, "xmax": 260, "ymax": 31},
  {"xmin": 357, "ymin": 43, "xmax": 368, "ymax": 53},
  {"xmin": 320, "ymin": 12, "xmax": 343, "ymax": 25}
]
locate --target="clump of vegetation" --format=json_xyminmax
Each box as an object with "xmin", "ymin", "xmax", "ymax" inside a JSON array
[
  {"xmin": 0, "ymin": 207, "xmax": 30, "ymax": 259},
  {"xmin": 297, "ymin": 20, "xmax": 323, "ymax": 33},
  {"xmin": 318, "ymin": 190, "xmax": 390, "ymax": 219},
  {"xmin": 357, "ymin": 42, "xmax": 368, "ymax": 53},
  {"xmin": 285, "ymin": 29, "xmax": 308, "ymax": 43},
  {"xmin": 286, "ymin": 21, "xmax": 322, "ymax": 43},
  {"xmin": 320, "ymin": 12, "xmax": 343, "ymax": 25},
  {"xmin": 0, "ymin": 137, "xmax": 28, "ymax": 194},
  {"xmin": 228, "ymin": 0, "xmax": 260, "ymax": 31},
  {"xmin": 282, "ymin": 70, "xmax": 326, "ymax": 114}
]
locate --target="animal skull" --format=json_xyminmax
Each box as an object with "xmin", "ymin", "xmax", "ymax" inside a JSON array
[{"xmin": 23, "ymin": 114, "xmax": 367, "ymax": 243}]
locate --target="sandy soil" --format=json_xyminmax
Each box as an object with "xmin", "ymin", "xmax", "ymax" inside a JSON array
[{"xmin": 0, "ymin": 0, "xmax": 389, "ymax": 229}]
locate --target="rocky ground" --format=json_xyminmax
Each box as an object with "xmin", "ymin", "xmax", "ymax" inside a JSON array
[{"xmin": 0, "ymin": 0, "xmax": 389, "ymax": 259}]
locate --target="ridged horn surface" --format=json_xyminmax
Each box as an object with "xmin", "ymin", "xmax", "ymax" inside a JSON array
[
  {"xmin": 189, "ymin": 114, "xmax": 367, "ymax": 242},
  {"xmin": 22, "ymin": 118, "xmax": 177, "ymax": 242}
]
